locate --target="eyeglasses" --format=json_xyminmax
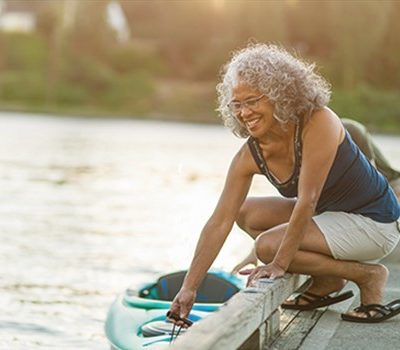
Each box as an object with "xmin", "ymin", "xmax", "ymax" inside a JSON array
[{"xmin": 227, "ymin": 94, "xmax": 265, "ymax": 115}]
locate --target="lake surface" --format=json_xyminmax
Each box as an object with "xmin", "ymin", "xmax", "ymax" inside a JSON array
[{"xmin": 0, "ymin": 112, "xmax": 399, "ymax": 349}]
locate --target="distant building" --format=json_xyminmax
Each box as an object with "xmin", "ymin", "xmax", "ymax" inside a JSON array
[
  {"xmin": 0, "ymin": 0, "xmax": 36, "ymax": 32},
  {"xmin": 0, "ymin": 0, "xmax": 130, "ymax": 44},
  {"xmin": 107, "ymin": 0, "xmax": 130, "ymax": 43}
]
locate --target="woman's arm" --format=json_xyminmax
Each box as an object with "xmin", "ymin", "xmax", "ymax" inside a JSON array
[
  {"xmin": 273, "ymin": 109, "xmax": 344, "ymax": 270},
  {"xmin": 169, "ymin": 144, "xmax": 254, "ymax": 320}
]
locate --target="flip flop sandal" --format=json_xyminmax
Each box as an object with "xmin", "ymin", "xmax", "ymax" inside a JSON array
[
  {"xmin": 341, "ymin": 299, "xmax": 400, "ymax": 323},
  {"xmin": 281, "ymin": 290, "xmax": 354, "ymax": 311}
]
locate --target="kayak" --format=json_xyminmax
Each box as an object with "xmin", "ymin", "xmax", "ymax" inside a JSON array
[{"xmin": 105, "ymin": 270, "xmax": 244, "ymax": 350}]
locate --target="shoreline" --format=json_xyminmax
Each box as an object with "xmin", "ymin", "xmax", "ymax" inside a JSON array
[{"xmin": 0, "ymin": 106, "xmax": 399, "ymax": 135}]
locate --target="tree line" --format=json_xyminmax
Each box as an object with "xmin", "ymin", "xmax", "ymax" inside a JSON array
[{"xmin": 0, "ymin": 0, "xmax": 399, "ymax": 131}]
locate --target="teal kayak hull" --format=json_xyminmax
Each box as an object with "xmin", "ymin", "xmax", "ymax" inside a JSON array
[{"xmin": 105, "ymin": 270, "xmax": 243, "ymax": 350}]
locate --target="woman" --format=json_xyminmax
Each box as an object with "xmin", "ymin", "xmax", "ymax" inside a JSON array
[
  {"xmin": 232, "ymin": 118, "xmax": 400, "ymax": 274},
  {"xmin": 168, "ymin": 44, "xmax": 400, "ymax": 324}
]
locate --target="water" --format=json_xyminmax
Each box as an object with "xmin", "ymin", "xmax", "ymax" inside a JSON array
[{"xmin": 0, "ymin": 112, "xmax": 399, "ymax": 349}]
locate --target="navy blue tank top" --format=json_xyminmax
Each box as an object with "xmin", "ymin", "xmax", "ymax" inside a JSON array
[{"xmin": 247, "ymin": 122, "xmax": 400, "ymax": 223}]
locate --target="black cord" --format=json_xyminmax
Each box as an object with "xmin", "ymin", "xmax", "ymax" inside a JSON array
[
  {"xmin": 169, "ymin": 323, "xmax": 183, "ymax": 343},
  {"xmin": 175, "ymin": 325, "xmax": 183, "ymax": 338},
  {"xmin": 169, "ymin": 323, "xmax": 176, "ymax": 344}
]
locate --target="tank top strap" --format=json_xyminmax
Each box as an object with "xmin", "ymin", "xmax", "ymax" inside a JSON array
[
  {"xmin": 294, "ymin": 117, "xmax": 304, "ymax": 168},
  {"xmin": 247, "ymin": 137, "xmax": 276, "ymax": 184},
  {"xmin": 247, "ymin": 118, "xmax": 303, "ymax": 188}
]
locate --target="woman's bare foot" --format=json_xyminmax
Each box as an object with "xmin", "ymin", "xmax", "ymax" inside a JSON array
[
  {"xmin": 344, "ymin": 264, "xmax": 389, "ymax": 318},
  {"xmin": 231, "ymin": 248, "xmax": 258, "ymax": 274}
]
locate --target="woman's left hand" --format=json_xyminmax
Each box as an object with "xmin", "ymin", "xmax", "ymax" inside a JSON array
[{"xmin": 239, "ymin": 262, "xmax": 286, "ymax": 287}]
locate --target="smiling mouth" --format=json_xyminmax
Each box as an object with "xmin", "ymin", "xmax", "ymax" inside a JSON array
[{"xmin": 245, "ymin": 118, "xmax": 261, "ymax": 129}]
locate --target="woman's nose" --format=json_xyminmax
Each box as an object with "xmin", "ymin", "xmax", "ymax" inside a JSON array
[{"xmin": 239, "ymin": 105, "xmax": 253, "ymax": 117}]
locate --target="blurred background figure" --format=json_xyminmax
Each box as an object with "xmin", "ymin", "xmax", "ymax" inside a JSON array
[{"xmin": 342, "ymin": 118, "xmax": 400, "ymax": 198}]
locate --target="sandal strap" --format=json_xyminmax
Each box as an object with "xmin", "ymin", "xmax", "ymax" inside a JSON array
[
  {"xmin": 355, "ymin": 304, "xmax": 391, "ymax": 317},
  {"xmin": 295, "ymin": 290, "xmax": 335, "ymax": 305},
  {"xmin": 385, "ymin": 299, "xmax": 400, "ymax": 310},
  {"xmin": 303, "ymin": 291, "xmax": 336, "ymax": 302},
  {"xmin": 303, "ymin": 291, "xmax": 323, "ymax": 299},
  {"xmin": 294, "ymin": 294, "xmax": 315, "ymax": 305}
]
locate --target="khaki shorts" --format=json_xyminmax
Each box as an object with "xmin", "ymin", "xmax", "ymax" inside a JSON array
[{"xmin": 313, "ymin": 211, "xmax": 400, "ymax": 262}]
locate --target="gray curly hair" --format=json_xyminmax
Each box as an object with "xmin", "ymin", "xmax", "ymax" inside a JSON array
[{"xmin": 216, "ymin": 44, "xmax": 331, "ymax": 138}]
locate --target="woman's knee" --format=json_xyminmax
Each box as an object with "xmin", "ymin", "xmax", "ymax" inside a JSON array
[
  {"xmin": 236, "ymin": 200, "xmax": 253, "ymax": 232},
  {"xmin": 254, "ymin": 232, "xmax": 278, "ymax": 263},
  {"xmin": 236, "ymin": 197, "xmax": 295, "ymax": 239}
]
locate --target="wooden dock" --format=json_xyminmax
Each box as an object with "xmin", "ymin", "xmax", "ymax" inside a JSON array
[
  {"xmin": 169, "ymin": 263, "xmax": 400, "ymax": 350},
  {"xmin": 169, "ymin": 273, "xmax": 309, "ymax": 350}
]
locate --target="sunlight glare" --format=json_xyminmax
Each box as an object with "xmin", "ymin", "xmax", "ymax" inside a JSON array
[{"xmin": 212, "ymin": 0, "xmax": 225, "ymax": 12}]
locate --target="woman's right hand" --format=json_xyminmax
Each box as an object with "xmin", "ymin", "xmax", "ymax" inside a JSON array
[{"xmin": 167, "ymin": 288, "xmax": 197, "ymax": 327}]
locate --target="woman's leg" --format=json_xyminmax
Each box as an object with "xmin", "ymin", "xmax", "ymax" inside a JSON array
[
  {"xmin": 255, "ymin": 221, "xmax": 388, "ymax": 315},
  {"xmin": 235, "ymin": 197, "xmax": 345, "ymax": 293},
  {"xmin": 236, "ymin": 196, "xmax": 296, "ymax": 239},
  {"xmin": 232, "ymin": 197, "xmax": 296, "ymax": 272}
]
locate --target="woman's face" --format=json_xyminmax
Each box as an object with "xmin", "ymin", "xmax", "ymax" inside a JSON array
[{"xmin": 231, "ymin": 83, "xmax": 275, "ymax": 138}]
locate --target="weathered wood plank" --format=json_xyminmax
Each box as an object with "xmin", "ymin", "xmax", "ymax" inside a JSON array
[
  {"xmin": 169, "ymin": 274, "xmax": 309, "ymax": 350},
  {"xmin": 268, "ymin": 283, "xmax": 359, "ymax": 350},
  {"xmin": 268, "ymin": 309, "xmax": 324, "ymax": 350},
  {"xmin": 238, "ymin": 310, "xmax": 280, "ymax": 350},
  {"xmin": 297, "ymin": 283, "xmax": 359, "ymax": 350},
  {"xmin": 263, "ymin": 310, "xmax": 280, "ymax": 349}
]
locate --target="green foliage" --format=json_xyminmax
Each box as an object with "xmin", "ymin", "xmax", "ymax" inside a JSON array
[
  {"xmin": 62, "ymin": 55, "xmax": 114, "ymax": 93},
  {"xmin": 55, "ymin": 84, "xmax": 89, "ymax": 106},
  {"xmin": 331, "ymin": 86, "xmax": 400, "ymax": 133},
  {"xmin": 1, "ymin": 32, "xmax": 47, "ymax": 71},
  {"xmin": 154, "ymin": 80, "xmax": 215, "ymax": 119},
  {"xmin": 0, "ymin": 71, "xmax": 46, "ymax": 105},
  {"xmin": 103, "ymin": 71, "xmax": 155, "ymax": 113},
  {"xmin": 0, "ymin": 33, "xmax": 48, "ymax": 106},
  {"xmin": 107, "ymin": 45, "xmax": 165, "ymax": 76},
  {"xmin": 0, "ymin": 0, "xmax": 399, "ymax": 132}
]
